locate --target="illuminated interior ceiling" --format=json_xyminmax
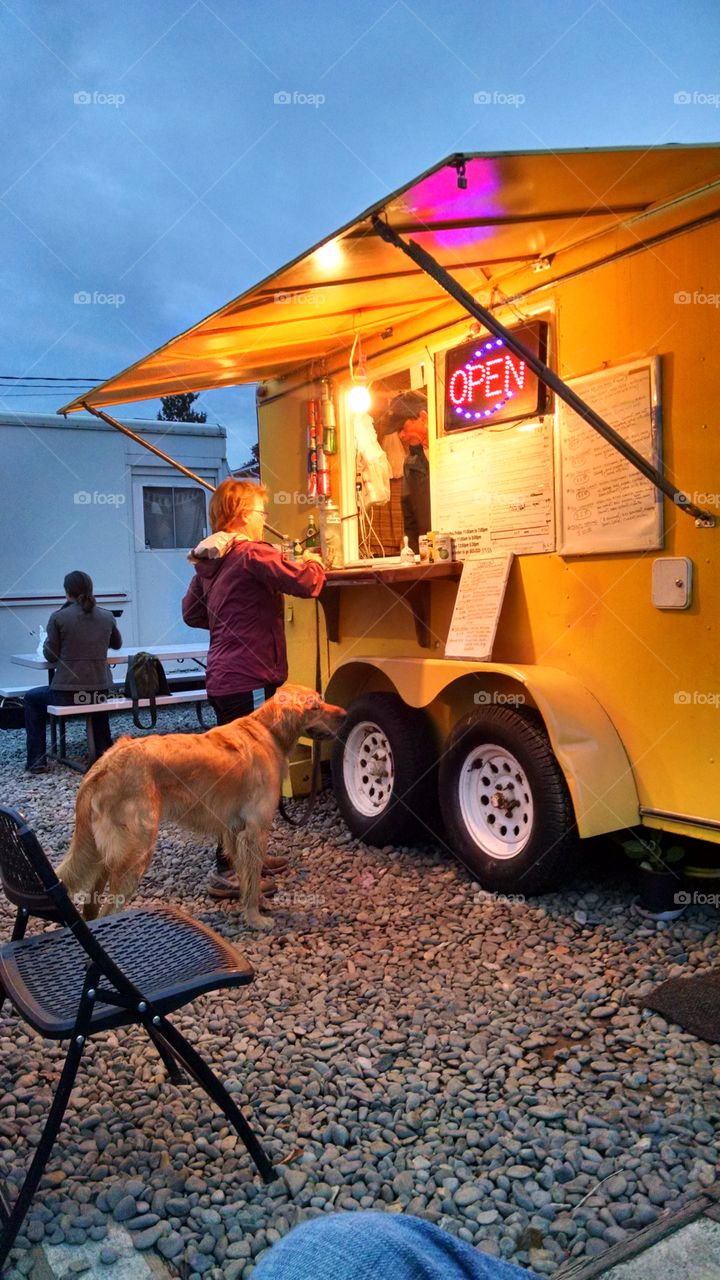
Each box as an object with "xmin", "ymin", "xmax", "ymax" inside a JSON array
[{"xmin": 59, "ymin": 145, "xmax": 720, "ymax": 414}]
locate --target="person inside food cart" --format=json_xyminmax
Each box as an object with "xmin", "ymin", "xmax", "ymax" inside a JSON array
[
  {"xmin": 182, "ymin": 477, "xmax": 325, "ymax": 900},
  {"xmin": 383, "ymin": 389, "xmax": 430, "ymax": 552},
  {"xmin": 23, "ymin": 570, "xmax": 122, "ymax": 773}
]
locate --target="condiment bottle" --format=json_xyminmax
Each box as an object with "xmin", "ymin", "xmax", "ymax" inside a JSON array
[{"xmin": 400, "ymin": 535, "xmax": 415, "ymax": 565}]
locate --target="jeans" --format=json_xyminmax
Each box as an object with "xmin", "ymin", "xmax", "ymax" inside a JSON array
[
  {"xmin": 252, "ymin": 1213, "xmax": 536, "ymax": 1280},
  {"xmin": 209, "ymin": 684, "xmax": 278, "ymax": 873},
  {"xmin": 24, "ymin": 686, "xmax": 112, "ymax": 769}
]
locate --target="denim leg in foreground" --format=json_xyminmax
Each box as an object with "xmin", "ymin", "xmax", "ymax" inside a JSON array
[{"xmin": 251, "ymin": 1213, "xmax": 537, "ymax": 1280}]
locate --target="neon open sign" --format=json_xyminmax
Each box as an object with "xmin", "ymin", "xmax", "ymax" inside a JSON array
[{"xmin": 444, "ymin": 320, "xmax": 548, "ymax": 430}]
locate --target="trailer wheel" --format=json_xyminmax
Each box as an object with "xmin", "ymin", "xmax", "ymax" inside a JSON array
[
  {"xmin": 331, "ymin": 693, "xmax": 437, "ymax": 845},
  {"xmin": 438, "ymin": 706, "xmax": 577, "ymax": 893}
]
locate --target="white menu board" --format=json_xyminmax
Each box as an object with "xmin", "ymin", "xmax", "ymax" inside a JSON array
[
  {"xmin": 445, "ymin": 552, "xmax": 514, "ymax": 660},
  {"xmin": 557, "ymin": 359, "xmax": 662, "ymax": 555},
  {"xmin": 433, "ymin": 418, "xmax": 555, "ymax": 556}
]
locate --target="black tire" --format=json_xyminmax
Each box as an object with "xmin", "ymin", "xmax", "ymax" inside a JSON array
[
  {"xmin": 438, "ymin": 706, "xmax": 577, "ymax": 893},
  {"xmin": 331, "ymin": 693, "xmax": 438, "ymax": 845}
]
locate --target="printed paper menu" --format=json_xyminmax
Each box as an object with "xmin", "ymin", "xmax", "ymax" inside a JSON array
[
  {"xmin": 433, "ymin": 417, "xmax": 555, "ymax": 556},
  {"xmin": 557, "ymin": 359, "xmax": 662, "ymax": 554},
  {"xmin": 445, "ymin": 552, "xmax": 514, "ymax": 660}
]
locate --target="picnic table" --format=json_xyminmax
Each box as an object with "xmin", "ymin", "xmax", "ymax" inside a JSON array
[
  {"xmin": 11, "ymin": 643, "xmax": 209, "ymax": 672},
  {"xmin": 10, "ymin": 644, "xmax": 210, "ymax": 771}
]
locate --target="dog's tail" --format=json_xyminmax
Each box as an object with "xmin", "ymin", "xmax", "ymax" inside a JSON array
[{"xmin": 57, "ymin": 773, "xmax": 106, "ymax": 912}]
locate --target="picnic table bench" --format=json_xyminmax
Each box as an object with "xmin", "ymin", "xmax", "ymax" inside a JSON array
[{"xmin": 48, "ymin": 690, "xmax": 211, "ymax": 771}]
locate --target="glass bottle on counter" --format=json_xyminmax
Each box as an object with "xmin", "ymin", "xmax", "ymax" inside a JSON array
[{"xmin": 306, "ymin": 513, "xmax": 320, "ymax": 550}]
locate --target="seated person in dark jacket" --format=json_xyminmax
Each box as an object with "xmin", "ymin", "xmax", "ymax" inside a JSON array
[
  {"xmin": 383, "ymin": 390, "xmax": 430, "ymax": 553},
  {"xmin": 24, "ymin": 570, "xmax": 122, "ymax": 772}
]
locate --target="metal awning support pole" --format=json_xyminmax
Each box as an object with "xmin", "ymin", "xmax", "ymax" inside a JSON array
[
  {"xmin": 372, "ymin": 216, "xmax": 715, "ymax": 526},
  {"xmin": 80, "ymin": 402, "xmax": 216, "ymax": 491},
  {"xmin": 78, "ymin": 402, "xmax": 287, "ymax": 540}
]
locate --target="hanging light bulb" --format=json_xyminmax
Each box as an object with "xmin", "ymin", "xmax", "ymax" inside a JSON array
[{"xmin": 348, "ymin": 381, "xmax": 371, "ymax": 413}]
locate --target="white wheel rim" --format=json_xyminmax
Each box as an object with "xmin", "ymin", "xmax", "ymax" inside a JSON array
[
  {"xmin": 343, "ymin": 721, "xmax": 395, "ymax": 819},
  {"xmin": 458, "ymin": 743, "xmax": 533, "ymax": 860}
]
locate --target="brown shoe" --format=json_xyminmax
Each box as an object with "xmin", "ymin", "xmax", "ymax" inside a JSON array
[
  {"xmin": 263, "ymin": 855, "xmax": 289, "ymax": 873},
  {"xmin": 208, "ymin": 872, "xmax": 279, "ymax": 901},
  {"xmin": 207, "ymin": 871, "xmax": 241, "ymax": 900}
]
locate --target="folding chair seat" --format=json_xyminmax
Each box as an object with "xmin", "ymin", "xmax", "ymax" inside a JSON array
[
  {"xmin": 0, "ymin": 805, "xmax": 276, "ymax": 1272},
  {"xmin": 0, "ymin": 905, "xmax": 255, "ymax": 1036}
]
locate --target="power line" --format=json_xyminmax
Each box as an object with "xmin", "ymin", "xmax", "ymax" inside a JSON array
[
  {"xmin": 0, "ymin": 374, "xmax": 105, "ymax": 382},
  {"xmin": 0, "ymin": 386, "xmax": 96, "ymax": 391},
  {"xmin": 0, "ymin": 393, "xmax": 90, "ymax": 398}
]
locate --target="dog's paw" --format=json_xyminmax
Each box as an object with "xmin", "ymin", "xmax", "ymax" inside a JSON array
[{"xmin": 246, "ymin": 909, "xmax": 274, "ymax": 931}]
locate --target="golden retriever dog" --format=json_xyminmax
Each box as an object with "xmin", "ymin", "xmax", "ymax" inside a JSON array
[{"xmin": 57, "ymin": 685, "xmax": 346, "ymax": 929}]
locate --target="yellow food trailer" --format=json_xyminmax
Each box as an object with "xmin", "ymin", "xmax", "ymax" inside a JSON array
[{"xmin": 60, "ymin": 145, "xmax": 720, "ymax": 894}]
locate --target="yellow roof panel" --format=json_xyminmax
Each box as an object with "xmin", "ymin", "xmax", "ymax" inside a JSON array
[{"xmin": 59, "ymin": 145, "xmax": 720, "ymax": 413}]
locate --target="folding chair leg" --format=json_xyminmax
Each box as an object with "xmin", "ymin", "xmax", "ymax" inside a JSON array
[
  {"xmin": 145, "ymin": 1025, "xmax": 186, "ymax": 1085},
  {"xmin": 0, "ymin": 912, "xmax": 28, "ymax": 1018},
  {"xmin": 10, "ymin": 908, "xmax": 29, "ymax": 943},
  {"xmin": 0, "ymin": 1033, "xmax": 84, "ymax": 1272},
  {"xmin": 151, "ymin": 1018, "xmax": 276, "ymax": 1183}
]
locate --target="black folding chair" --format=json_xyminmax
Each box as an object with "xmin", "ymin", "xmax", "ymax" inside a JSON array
[{"xmin": 0, "ymin": 805, "xmax": 276, "ymax": 1272}]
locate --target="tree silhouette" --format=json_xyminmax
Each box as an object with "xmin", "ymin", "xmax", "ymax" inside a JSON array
[{"xmin": 157, "ymin": 393, "xmax": 207, "ymax": 423}]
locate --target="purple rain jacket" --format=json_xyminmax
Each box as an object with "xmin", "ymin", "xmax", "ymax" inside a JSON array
[{"xmin": 181, "ymin": 538, "xmax": 325, "ymax": 696}]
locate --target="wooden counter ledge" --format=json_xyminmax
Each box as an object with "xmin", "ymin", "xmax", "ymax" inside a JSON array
[{"xmin": 319, "ymin": 560, "xmax": 463, "ymax": 647}]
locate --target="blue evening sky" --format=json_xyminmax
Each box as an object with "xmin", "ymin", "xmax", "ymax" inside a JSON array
[{"xmin": 1, "ymin": 0, "xmax": 718, "ymax": 464}]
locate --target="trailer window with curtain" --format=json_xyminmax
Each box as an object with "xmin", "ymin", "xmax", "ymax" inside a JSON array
[{"xmin": 142, "ymin": 485, "xmax": 207, "ymax": 549}]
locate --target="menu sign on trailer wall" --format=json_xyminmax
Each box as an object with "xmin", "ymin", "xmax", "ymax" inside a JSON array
[
  {"xmin": 444, "ymin": 320, "xmax": 548, "ymax": 431},
  {"xmin": 445, "ymin": 552, "xmax": 514, "ymax": 660},
  {"xmin": 433, "ymin": 416, "xmax": 555, "ymax": 556},
  {"xmin": 556, "ymin": 358, "xmax": 662, "ymax": 555}
]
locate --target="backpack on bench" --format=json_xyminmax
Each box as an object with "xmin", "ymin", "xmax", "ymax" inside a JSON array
[{"xmin": 123, "ymin": 652, "xmax": 170, "ymax": 729}]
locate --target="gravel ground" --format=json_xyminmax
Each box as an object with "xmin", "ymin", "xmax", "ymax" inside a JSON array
[{"xmin": 0, "ymin": 711, "xmax": 719, "ymax": 1279}]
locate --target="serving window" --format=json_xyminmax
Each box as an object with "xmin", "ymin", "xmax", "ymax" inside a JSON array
[{"xmin": 352, "ymin": 365, "xmax": 427, "ymax": 558}]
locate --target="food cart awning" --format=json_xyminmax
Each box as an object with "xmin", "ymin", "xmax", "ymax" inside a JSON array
[{"xmin": 59, "ymin": 145, "xmax": 720, "ymax": 414}]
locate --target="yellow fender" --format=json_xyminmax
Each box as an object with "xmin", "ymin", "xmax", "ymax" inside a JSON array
[{"xmin": 325, "ymin": 656, "xmax": 639, "ymax": 838}]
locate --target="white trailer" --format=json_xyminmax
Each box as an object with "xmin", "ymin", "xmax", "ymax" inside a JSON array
[{"xmin": 0, "ymin": 411, "xmax": 228, "ymax": 690}]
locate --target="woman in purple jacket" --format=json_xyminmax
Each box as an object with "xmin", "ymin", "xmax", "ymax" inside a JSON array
[{"xmin": 182, "ymin": 477, "xmax": 325, "ymax": 898}]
